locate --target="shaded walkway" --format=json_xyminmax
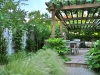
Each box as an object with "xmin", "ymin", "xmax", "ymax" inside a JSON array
[
  {"xmin": 66, "ymin": 48, "xmax": 88, "ymax": 68},
  {"xmin": 65, "ymin": 48, "xmax": 97, "ymax": 75}
]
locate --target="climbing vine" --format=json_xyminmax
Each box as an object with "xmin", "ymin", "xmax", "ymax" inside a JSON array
[
  {"xmin": 48, "ymin": 0, "xmax": 100, "ymax": 8},
  {"xmin": 48, "ymin": 0, "xmax": 100, "ymax": 14}
]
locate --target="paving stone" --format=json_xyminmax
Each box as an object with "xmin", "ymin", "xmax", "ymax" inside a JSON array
[{"xmin": 66, "ymin": 49, "xmax": 89, "ymax": 65}]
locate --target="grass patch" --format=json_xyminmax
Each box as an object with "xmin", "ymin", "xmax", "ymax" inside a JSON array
[{"xmin": 1, "ymin": 49, "xmax": 66, "ymax": 75}]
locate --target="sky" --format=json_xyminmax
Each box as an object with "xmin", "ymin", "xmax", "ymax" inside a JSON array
[{"xmin": 20, "ymin": 0, "xmax": 50, "ymax": 14}]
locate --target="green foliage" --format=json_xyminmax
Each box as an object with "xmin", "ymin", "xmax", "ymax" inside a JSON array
[
  {"xmin": 27, "ymin": 11, "xmax": 51, "ymax": 50},
  {"xmin": 0, "ymin": 31, "xmax": 8, "ymax": 65},
  {"xmin": 55, "ymin": 23, "xmax": 60, "ymax": 38},
  {"xmin": 67, "ymin": 29, "xmax": 100, "ymax": 40},
  {"xmin": 0, "ymin": 0, "xmax": 27, "ymax": 53},
  {"xmin": 43, "ymin": 38, "xmax": 67, "ymax": 53},
  {"xmin": 48, "ymin": 0, "xmax": 100, "ymax": 8},
  {"xmin": 48, "ymin": 0, "xmax": 100, "ymax": 17},
  {"xmin": 7, "ymin": 51, "xmax": 27, "ymax": 62},
  {"xmin": 98, "ymin": 72, "xmax": 100, "ymax": 75},
  {"xmin": 1, "ymin": 49, "xmax": 66, "ymax": 75},
  {"xmin": 25, "ymin": 39, "xmax": 36, "ymax": 52},
  {"xmin": 13, "ymin": 28, "xmax": 23, "ymax": 53},
  {"xmin": 0, "ymin": 0, "xmax": 27, "ymax": 29},
  {"xmin": 85, "ymin": 40, "xmax": 100, "ymax": 72},
  {"xmin": 43, "ymin": 38, "xmax": 70, "ymax": 61},
  {"xmin": 1, "ymin": 0, "xmax": 51, "ymax": 56},
  {"xmin": 0, "ymin": 54, "xmax": 8, "ymax": 65}
]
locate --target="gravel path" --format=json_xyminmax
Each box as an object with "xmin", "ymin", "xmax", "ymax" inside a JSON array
[{"xmin": 66, "ymin": 67, "xmax": 97, "ymax": 75}]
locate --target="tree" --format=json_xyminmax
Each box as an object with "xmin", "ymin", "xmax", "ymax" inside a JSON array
[
  {"xmin": 26, "ymin": 11, "xmax": 51, "ymax": 52},
  {"xmin": 0, "ymin": 0, "xmax": 28, "ymax": 54}
]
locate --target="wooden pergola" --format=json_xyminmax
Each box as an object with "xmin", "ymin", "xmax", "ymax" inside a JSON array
[{"xmin": 45, "ymin": 0, "xmax": 100, "ymax": 38}]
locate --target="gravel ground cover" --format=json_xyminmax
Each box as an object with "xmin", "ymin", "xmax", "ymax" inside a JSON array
[{"xmin": 66, "ymin": 67, "xmax": 97, "ymax": 75}]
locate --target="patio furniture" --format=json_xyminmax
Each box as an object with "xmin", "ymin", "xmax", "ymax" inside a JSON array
[
  {"xmin": 66, "ymin": 40, "xmax": 71, "ymax": 55},
  {"xmin": 66, "ymin": 40, "xmax": 79, "ymax": 55},
  {"xmin": 70, "ymin": 41, "xmax": 79, "ymax": 55}
]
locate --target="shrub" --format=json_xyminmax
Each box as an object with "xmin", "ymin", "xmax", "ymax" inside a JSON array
[
  {"xmin": 0, "ymin": 34, "xmax": 8, "ymax": 65},
  {"xmin": 25, "ymin": 39, "xmax": 36, "ymax": 52},
  {"xmin": 0, "ymin": 54, "xmax": 8, "ymax": 65},
  {"xmin": 85, "ymin": 40, "xmax": 100, "ymax": 72},
  {"xmin": 43, "ymin": 38, "xmax": 70, "ymax": 61},
  {"xmin": 43, "ymin": 38, "xmax": 68, "ymax": 54},
  {"xmin": 13, "ymin": 28, "xmax": 23, "ymax": 53},
  {"xmin": 1, "ymin": 49, "xmax": 66, "ymax": 75},
  {"xmin": 98, "ymin": 72, "xmax": 100, "ymax": 75}
]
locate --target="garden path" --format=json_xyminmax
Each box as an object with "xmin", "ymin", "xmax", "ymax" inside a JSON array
[{"xmin": 66, "ymin": 48, "xmax": 97, "ymax": 75}]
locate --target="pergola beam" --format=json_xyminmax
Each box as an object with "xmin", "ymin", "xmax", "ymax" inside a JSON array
[
  {"xmin": 67, "ymin": 23, "xmax": 97, "ymax": 26},
  {"xmin": 67, "ymin": 25, "xmax": 100, "ymax": 30},
  {"xmin": 67, "ymin": 23, "xmax": 100, "ymax": 29},
  {"xmin": 46, "ymin": 2, "xmax": 100, "ymax": 10},
  {"xmin": 55, "ymin": 16, "xmax": 100, "ymax": 21},
  {"xmin": 57, "ymin": 11, "xmax": 68, "ymax": 27},
  {"xmin": 55, "ymin": 11, "xmax": 68, "ymax": 28},
  {"xmin": 63, "ymin": 10, "xmax": 71, "ymax": 28},
  {"xmin": 67, "ymin": 23, "xmax": 98, "ymax": 29},
  {"xmin": 62, "ymin": 16, "xmax": 100, "ymax": 20}
]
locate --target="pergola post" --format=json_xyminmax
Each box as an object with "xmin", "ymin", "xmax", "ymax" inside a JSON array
[{"xmin": 50, "ymin": 10, "xmax": 56, "ymax": 38}]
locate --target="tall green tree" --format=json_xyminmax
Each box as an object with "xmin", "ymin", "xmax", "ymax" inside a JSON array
[
  {"xmin": 0, "ymin": 0, "xmax": 28, "ymax": 54},
  {"xmin": 26, "ymin": 11, "xmax": 51, "ymax": 52}
]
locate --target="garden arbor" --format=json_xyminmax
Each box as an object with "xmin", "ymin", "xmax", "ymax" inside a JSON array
[{"xmin": 45, "ymin": 0, "xmax": 100, "ymax": 38}]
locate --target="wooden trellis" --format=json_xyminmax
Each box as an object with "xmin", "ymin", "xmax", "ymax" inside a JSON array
[{"xmin": 45, "ymin": 0, "xmax": 100, "ymax": 38}]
